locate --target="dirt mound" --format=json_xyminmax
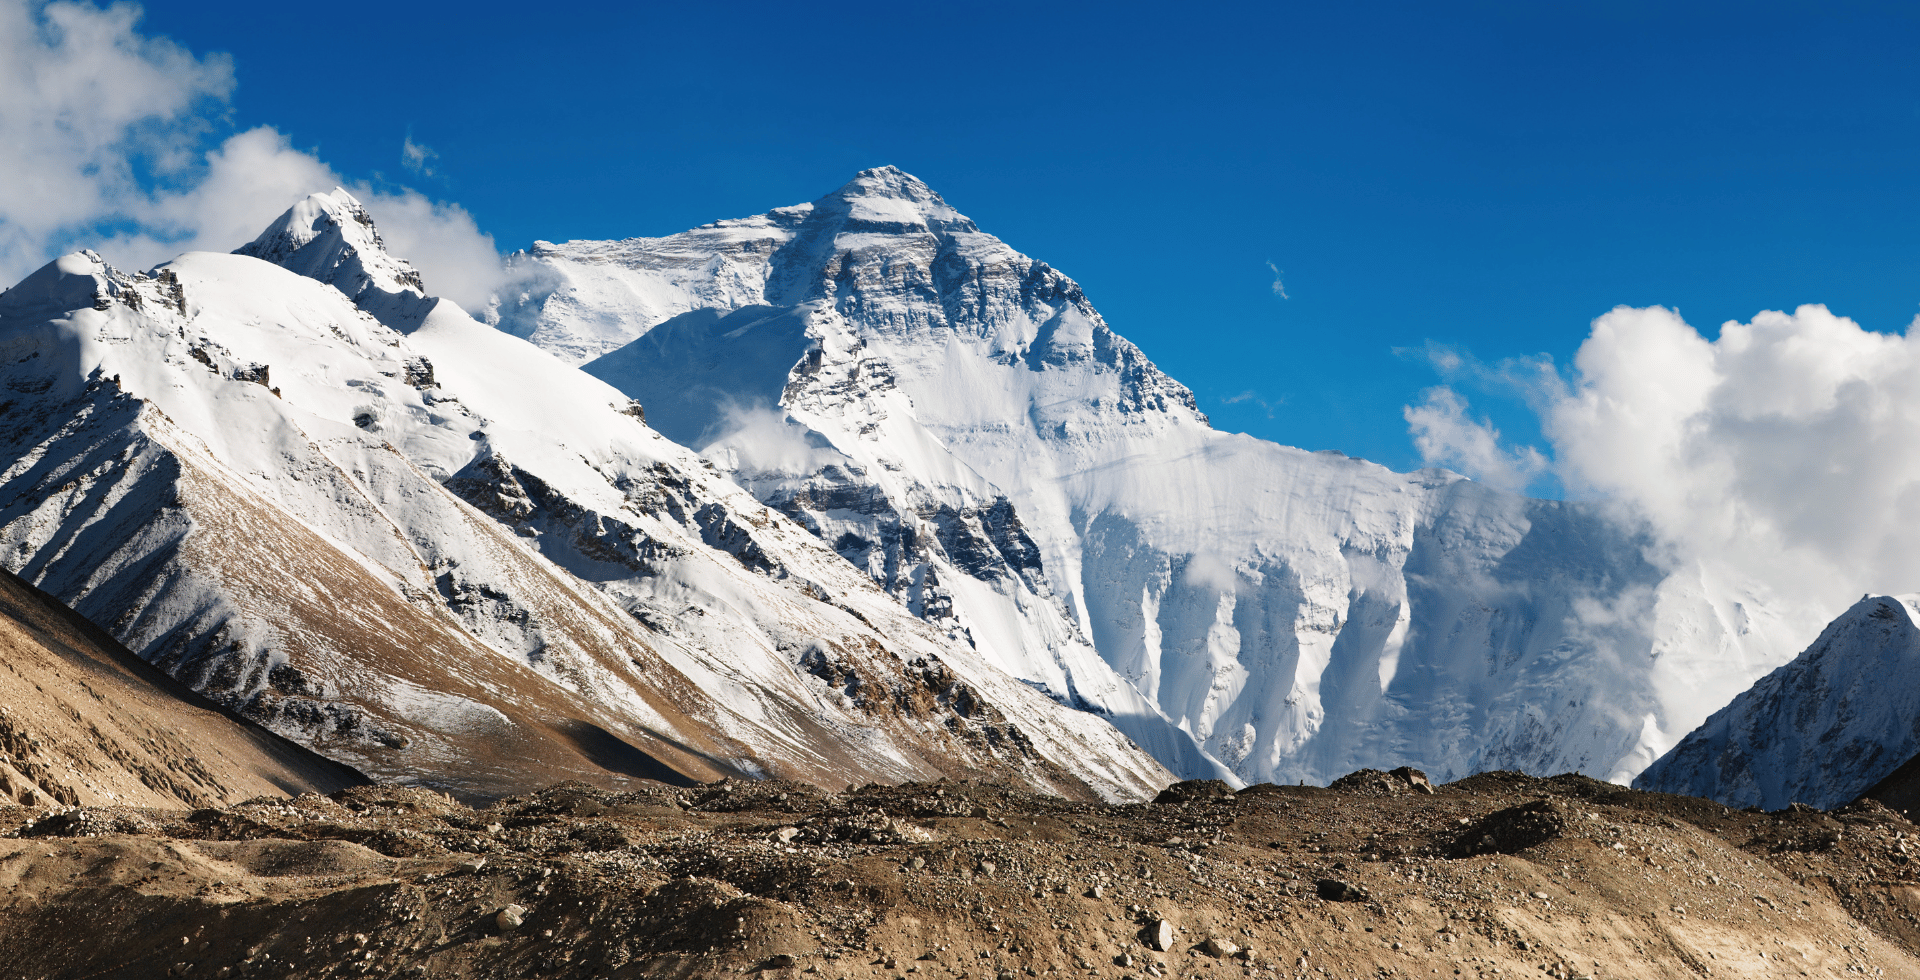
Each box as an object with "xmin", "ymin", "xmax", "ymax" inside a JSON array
[
  {"xmin": 1448, "ymin": 798, "xmax": 1575, "ymax": 857},
  {"xmin": 1328, "ymin": 766, "xmax": 1436, "ymax": 796},
  {"xmin": 1150, "ymin": 779, "xmax": 1235, "ymax": 805}
]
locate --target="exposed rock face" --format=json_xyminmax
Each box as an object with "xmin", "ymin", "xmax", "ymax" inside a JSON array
[
  {"xmin": 496, "ymin": 166, "xmax": 1802, "ymax": 787},
  {"xmin": 0, "ymin": 567, "xmax": 362, "ymax": 808},
  {"xmin": 0, "ymin": 204, "xmax": 1173, "ymax": 802},
  {"xmin": 1637, "ymin": 594, "xmax": 1920, "ymax": 810}
]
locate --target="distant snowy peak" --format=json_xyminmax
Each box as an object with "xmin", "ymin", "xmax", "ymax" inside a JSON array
[
  {"xmin": 236, "ymin": 188, "xmax": 435, "ymax": 330},
  {"xmin": 1635, "ymin": 593, "xmax": 1920, "ymax": 809}
]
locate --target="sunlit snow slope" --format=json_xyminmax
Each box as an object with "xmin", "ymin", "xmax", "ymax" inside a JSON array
[
  {"xmin": 496, "ymin": 166, "xmax": 1804, "ymax": 787},
  {"xmin": 0, "ymin": 191, "xmax": 1173, "ymax": 802}
]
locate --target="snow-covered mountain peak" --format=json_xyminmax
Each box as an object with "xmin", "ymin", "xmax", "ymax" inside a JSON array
[
  {"xmin": 1635, "ymin": 592, "xmax": 1920, "ymax": 809},
  {"xmin": 0, "ymin": 250, "xmax": 111, "ymax": 320},
  {"xmin": 809, "ymin": 165, "xmax": 979, "ymax": 235},
  {"xmin": 236, "ymin": 188, "xmax": 434, "ymax": 330}
]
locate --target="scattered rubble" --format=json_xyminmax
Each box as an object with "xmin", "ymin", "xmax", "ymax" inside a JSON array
[{"xmin": 0, "ymin": 772, "xmax": 1916, "ymax": 978}]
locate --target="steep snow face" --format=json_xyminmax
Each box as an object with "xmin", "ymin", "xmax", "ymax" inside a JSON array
[
  {"xmin": 0, "ymin": 216, "xmax": 1173, "ymax": 801},
  {"xmin": 1634, "ymin": 594, "xmax": 1920, "ymax": 809},
  {"xmin": 584, "ymin": 302, "xmax": 1237, "ymax": 782},
  {"xmin": 505, "ymin": 166, "xmax": 1799, "ymax": 786}
]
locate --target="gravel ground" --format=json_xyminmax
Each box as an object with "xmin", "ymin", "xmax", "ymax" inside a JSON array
[{"xmin": 0, "ymin": 769, "xmax": 1915, "ymax": 979}]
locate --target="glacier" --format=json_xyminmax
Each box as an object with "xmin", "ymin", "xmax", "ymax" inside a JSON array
[
  {"xmin": 0, "ymin": 189, "xmax": 1173, "ymax": 801},
  {"xmin": 495, "ymin": 166, "xmax": 1810, "ymax": 787}
]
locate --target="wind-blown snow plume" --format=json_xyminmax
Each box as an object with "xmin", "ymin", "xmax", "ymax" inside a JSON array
[{"xmin": 0, "ymin": 0, "xmax": 503, "ymax": 309}]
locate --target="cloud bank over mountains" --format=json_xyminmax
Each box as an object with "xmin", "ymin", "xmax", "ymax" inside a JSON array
[
  {"xmin": 0, "ymin": 0, "xmax": 503, "ymax": 309},
  {"xmin": 1415, "ymin": 302, "xmax": 1920, "ymax": 656}
]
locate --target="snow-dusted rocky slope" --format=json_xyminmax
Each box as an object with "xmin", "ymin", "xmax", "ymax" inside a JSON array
[
  {"xmin": 495, "ymin": 166, "xmax": 1801, "ymax": 787},
  {"xmin": 1634, "ymin": 594, "xmax": 1920, "ymax": 810},
  {"xmin": 0, "ymin": 190, "xmax": 1173, "ymax": 802}
]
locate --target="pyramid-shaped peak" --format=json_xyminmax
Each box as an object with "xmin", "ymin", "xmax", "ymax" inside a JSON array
[
  {"xmin": 821, "ymin": 166, "xmax": 976, "ymax": 233},
  {"xmin": 835, "ymin": 165, "xmax": 937, "ymax": 200},
  {"xmin": 236, "ymin": 188, "xmax": 433, "ymax": 330}
]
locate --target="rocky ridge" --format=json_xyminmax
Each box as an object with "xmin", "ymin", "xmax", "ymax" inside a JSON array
[{"xmin": 0, "ymin": 566, "xmax": 361, "ymax": 808}]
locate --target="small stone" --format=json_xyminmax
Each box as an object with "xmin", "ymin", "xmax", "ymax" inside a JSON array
[
  {"xmin": 909, "ymin": 856, "xmax": 926, "ymax": 870},
  {"xmin": 495, "ymin": 904, "xmax": 527, "ymax": 931},
  {"xmin": 884, "ymin": 958, "xmax": 899, "ymax": 969},
  {"xmin": 1115, "ymin": 953, "xmax": 1134, "ymax": 968},
  {"xmin": 1148, "ymin": 920, "xmax": 1175, "ymax": 952},
  {"xmin": 1199, "ymin": 937, "xmax": 1239, "ymax": 958},
  {"xmin": 1530, "ymin": 890, "xmax": 1549, "ymax": 900},
  {"xmin": 1089, "ymin": 885, "xmax": 1105, "ymax": 899},
  {"xmin": 1315, "ymin": 878, "xmax": 1368, "ymax": 902},
  {"xmin": 764, "ymin": 954, "xmax": 798, "ymax": 969},
  {"xmin": 1515, "ymin": 941, "xmax": 1532, "ymax": 951},
  {"xmin": 979, "ymin": 861, "xmax": 997, "ymax": 875},
  {"xmin": 774, "ymin": 827, "xmax": 801, "ymax": 845}
]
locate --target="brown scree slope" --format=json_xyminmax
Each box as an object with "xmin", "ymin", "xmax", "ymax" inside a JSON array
[{"xmin": 0, "ymin": 567, "xmax": 364, "ymax": 808}]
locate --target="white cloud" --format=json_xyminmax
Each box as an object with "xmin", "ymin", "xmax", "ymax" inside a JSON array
[
  {"xmin": 699, "ymin": 402, "xmax": 845, "ymax": 477},
  {"xmin": 1266, "ymin": 260, "xmax": 1288, "ymax": 299},
  {"xmin": 1409, "ymin": 301, "xmax": 1920, "ymax": 659},
  {"xmin": 0, "ymin": 0, "xmax": 505, "ymax": 310},
  {"xmin": 401, "ymin": 132, "xmax": 438, "ymax": 177},
  {"xmin": 1403, "ymin": 386, "xmax": 1549, "ymax": 493},
  {"xmin": 1545, "ymin": 303, "xmax": 1920, "ymax": 615},
  {"xmin": 0, "ymin": 0, "xmax": 231, "ymax": 281}
]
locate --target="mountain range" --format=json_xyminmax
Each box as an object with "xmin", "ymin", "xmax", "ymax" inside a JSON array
[
  {"xmin": 0, "ymin": 166, "xmax": 1893, "ymax": 804},
  {"xmin": 490, "ymin": 166, "xmax": 1812, "ymax": 789}
]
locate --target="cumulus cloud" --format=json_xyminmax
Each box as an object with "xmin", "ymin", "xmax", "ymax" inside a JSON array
[
  {"xmin": 1547, "ymin": 304, "xmax": 1920, "ymax": 614},
  {"xmin": 0, "ymin": 0, "xmax": 231, "ymax": 280},
  {"xmin": 1410, "ymin": 302, "xmax": 1920, "ymax": 652},
  {"xmin": 0, "ymin": 0, "xmax": 505, "ymax": 310}
]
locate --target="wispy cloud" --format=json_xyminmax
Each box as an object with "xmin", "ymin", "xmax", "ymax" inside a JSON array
[
  {"xmin": 401, "ymin": 130, "xmax": 439, "ymax": 178},
  {"xmin": 1266, "ymin": 260, "xmax": 1289, "ymax": 299},
  {"xmin": 1221, "ymin": 390, "xmax": 1281, "ymax": 419},
  {"xmin": 1403, "ymin": 386, "xmax": 1549, "ymax": 493}
]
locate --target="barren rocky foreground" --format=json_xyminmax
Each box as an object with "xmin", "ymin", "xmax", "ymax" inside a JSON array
[{"xmin": 3, "ymin": 770, "xmax": 1919, "ymax": 979}]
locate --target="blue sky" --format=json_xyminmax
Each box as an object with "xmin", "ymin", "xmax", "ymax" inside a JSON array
[{"xmin": 61, "ymin": 2, "xmax": 1920, "ymax": 479}]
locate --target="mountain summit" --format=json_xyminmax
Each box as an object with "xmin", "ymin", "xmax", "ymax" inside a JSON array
[{"xmin": 236, "ymin": 188, "xmax": 436, "ymax": 329}]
